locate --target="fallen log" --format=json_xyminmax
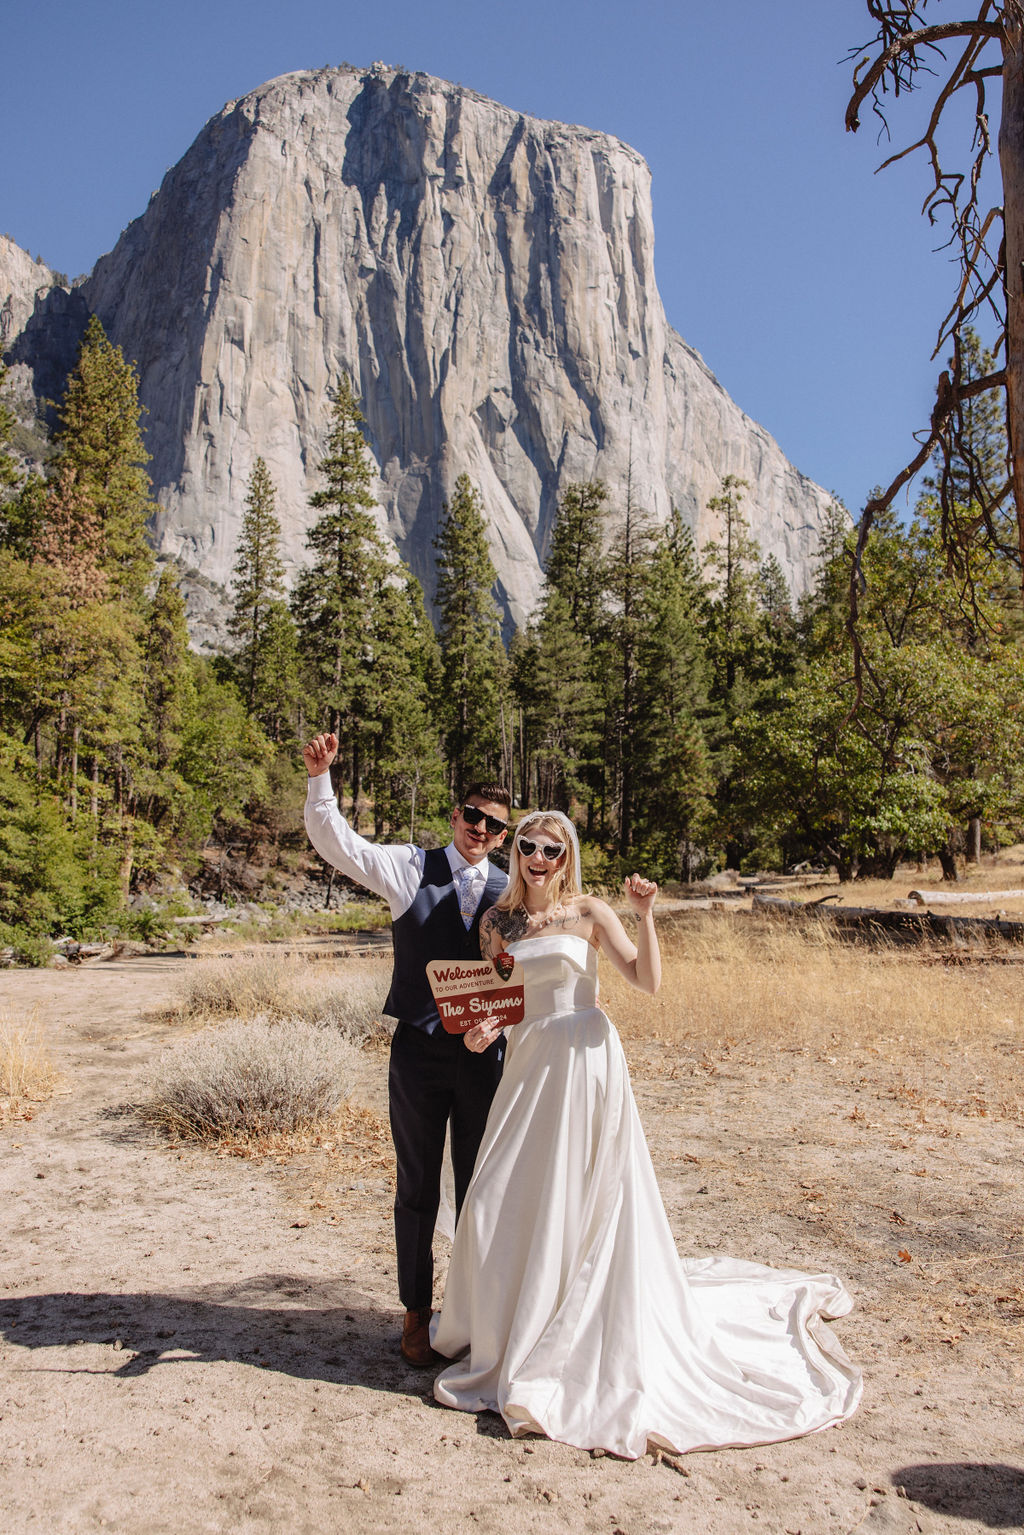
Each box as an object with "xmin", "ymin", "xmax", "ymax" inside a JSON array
[
  {"xmin": 752, "ymin": 892, "xmax": 1024, "ymax": 944},
  {"xmin": 660, "ymin": 897, "xmax": 741, "ymax": 912},
  {"xmin": 906, "ymin": 887, "xmax": 1024, "ymax": 905}
]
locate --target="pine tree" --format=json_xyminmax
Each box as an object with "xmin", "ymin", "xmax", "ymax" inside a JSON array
[
  {"xmin": 21, "ymin": 453, "xmax": 141, "ymax": 835},
  {"xmin": 366, "ymin": 573, "xmax": 446, "ymax": 838},
  {"xmin": 252, "ymin": 601, "xmax": 302, "ymax": 744},
  {"xmin": 0, "ymin": 335, "xmax": 293, "ymax": 932},
  {"xmin": 544, "ymin": 481, "xmax": 607, "ymax": 637},
  {"xmin": 4, "ymin": 317, "xmax": 159, "ymax": 899},
  {"xmin": 51, "ymin": 315, "xmax": 154, "ymax": 606},
  {"xmin": 632, "ymin": 512, "xmax": 715, "ymax": 879},
  {"xmin": 700, "ymin": 477, "xmax": 765, "ymax": 866},
  {"xmin": 32, "ymin": 460, "xmax": 108, "ymax": 608},
  {"xmin": 115, "ymin": 566, "xmax": 194, "ymax": 847},
  {"xmin": 756, "ymin": 553, "xmax": 797, "ymax": 679},
  {"xmin": 174, "ymin": 658, "xmax": 273, "ymax": 847},
  {"xmin": 292, "ymin": 376, "xmax": 389, "ymax": 819},
  {"xmin": 145, "ymin": 570, "xmax": 193, "ymax": 774},
  {"xmin": 0, "ymin": 364, "xmax": 20, "ymax": 503},
  {"xmin": 703, "ymin": 476, "xmax": 761, "ymax": 699},
  {"xmin": 434, "ymin": 474, "xmax": 507, "ymax": 790},
  {"xmin": 229, "ymin": 456, "xmax": 296, "ymax": 733},
  {"xmin": 602, "ymin": 487, "xmax": 658, "ymax": 855},
  {"xmin": 525, "ymin": 592, "xmax": 600, "ymax": 812},
  {"xmin": 0, "ymin": 367, "xmax": 45, "ymax": 560},
  {"xmin": 515, "ymin": 482, "xmax": 609, "ymax": 815}
]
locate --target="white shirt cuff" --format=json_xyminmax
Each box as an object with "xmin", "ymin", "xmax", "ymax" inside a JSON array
[{"xmin": 306, "ymin": 773, "xmax": 336, "ymax": 804}]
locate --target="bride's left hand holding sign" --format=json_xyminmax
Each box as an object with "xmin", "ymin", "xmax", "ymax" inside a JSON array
[{"xmin": 464, "ymin": 1014, "xmax": 504, "ymax": 1053}]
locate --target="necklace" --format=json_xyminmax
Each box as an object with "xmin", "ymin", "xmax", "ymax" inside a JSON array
[{"xmin": 523, "ymin": 901, "xmax": 564, "ymax": 932}]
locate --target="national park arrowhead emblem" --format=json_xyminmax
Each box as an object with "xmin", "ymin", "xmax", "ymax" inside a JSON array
[{"xmin": 494, "ymin": 951, "xmax": 514, "ymax": 982}]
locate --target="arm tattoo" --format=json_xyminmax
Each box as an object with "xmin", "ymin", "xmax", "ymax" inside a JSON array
[{"xmin": 480, "ymin": 908, "xmax": 525, "ymax": 956}]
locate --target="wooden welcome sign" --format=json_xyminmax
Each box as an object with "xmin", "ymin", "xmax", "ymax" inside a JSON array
[{"xmin": 426, "ymin": 952, "xmax": 525, "ymax": 1033}]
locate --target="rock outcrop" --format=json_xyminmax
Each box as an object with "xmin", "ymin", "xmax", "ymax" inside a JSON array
[
  {"xmin": 4, "ymin": 66, "xmax": 836, "ymax": 639},
  {"xmin": 0, "ymin": 235, "xmax": 88, "ymax": 433}
]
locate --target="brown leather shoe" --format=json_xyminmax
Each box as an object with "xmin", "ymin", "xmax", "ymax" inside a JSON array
[{"xmin": 400, "ymin": 1306, "xmax": 438, "ymax": 1366}]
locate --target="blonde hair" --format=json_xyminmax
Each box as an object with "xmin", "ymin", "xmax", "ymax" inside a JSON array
[{"xmin": 496, "ymin": 811, "xmax": 583, "ymax": 913}]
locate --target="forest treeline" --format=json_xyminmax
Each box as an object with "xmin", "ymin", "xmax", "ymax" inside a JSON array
[{"xmin": 2, "ymin": 319, "xmax": 1023, "ymax": 957}]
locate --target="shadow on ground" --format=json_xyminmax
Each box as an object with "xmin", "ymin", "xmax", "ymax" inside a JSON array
[
  {"xmin": 0, "ymin": 1274, "xmax": 435, "ymax": 1397},
  {"xmin": 894, "ymin": 1463, "xmax": 1024, "ymax": 1528}
]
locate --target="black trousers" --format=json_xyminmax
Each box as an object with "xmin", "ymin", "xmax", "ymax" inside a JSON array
[{"xmin": 388, "ymin": 1020, "xmax": 504, "ymax": 1311}]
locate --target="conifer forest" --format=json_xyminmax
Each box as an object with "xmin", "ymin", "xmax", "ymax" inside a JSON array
[{"xmin": 2, "ymin": 320, "xmax": 1024, "ymax": 958}]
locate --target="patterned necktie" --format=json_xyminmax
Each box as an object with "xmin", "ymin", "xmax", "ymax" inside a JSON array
[{"xmin": 456, "ymin": 867, "xmax": 478, "ymax": 929}]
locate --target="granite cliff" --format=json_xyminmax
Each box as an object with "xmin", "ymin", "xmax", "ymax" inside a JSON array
[{"xmin": 3, "ymin": 66, "xmax": 836, "ymax": 642}]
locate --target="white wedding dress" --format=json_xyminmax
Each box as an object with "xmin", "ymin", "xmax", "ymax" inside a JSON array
[{"xmin": 431, "ymin": 934, "xmax": 861, "ymax": 1459}]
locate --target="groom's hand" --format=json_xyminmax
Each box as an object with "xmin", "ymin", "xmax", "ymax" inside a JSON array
[{"xmin": 302, "ymin": 733, "xmax": 339, "ymax": 778}]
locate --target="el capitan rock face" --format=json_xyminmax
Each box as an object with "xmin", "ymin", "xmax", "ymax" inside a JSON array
[
  {"xmin": 0, "ymin": 236, "xmax": 88, "ymax": 434},
  {"xmin": 4, "ymin": 66, "xmax": 836, "ymax": 640}
]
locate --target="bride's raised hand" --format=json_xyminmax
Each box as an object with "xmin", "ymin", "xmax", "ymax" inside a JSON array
[{"xmin": 623, "ymin": 872, "xmax": 657, "ymax": 918}]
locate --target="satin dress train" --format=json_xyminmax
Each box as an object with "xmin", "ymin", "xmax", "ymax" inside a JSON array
[{"xmin": 431, "ymin": 934, "xmax": 861, "ymax": 1460}]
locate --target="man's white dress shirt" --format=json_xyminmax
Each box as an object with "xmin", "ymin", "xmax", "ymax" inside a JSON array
[{"xmin": 304, "ymin": 774, "xmax": 493, "ymax": 924}]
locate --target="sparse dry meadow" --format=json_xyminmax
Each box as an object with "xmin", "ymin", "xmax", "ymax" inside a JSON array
[
  {"xmin": 0, "ymin": 899, "xmax": 1022, "ymax": 1533},
  {"xmin": 0, "ymin": 1007, "xmax": 61, "ymax": 1127}
]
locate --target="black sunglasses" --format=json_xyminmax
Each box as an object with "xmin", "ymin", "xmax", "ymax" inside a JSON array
[
  {"xmin": 516, "ymin": 837, "xmax": 566, "ymax": 862},
  {"xmin": 461, "ymin": 804, "xmax": 508, "ymax": 836}
]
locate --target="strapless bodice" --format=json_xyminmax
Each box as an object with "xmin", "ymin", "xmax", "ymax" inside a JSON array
[{"xmin": 508, "ymin": 934, "xmax": 598, "ymax": 1023}]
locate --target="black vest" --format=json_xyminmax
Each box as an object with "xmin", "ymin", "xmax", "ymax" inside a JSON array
[{"xmin": 384, "ymin": 847, "xmax": 508, "ymax": 1033}]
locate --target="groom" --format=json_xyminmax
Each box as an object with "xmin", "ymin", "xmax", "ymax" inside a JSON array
[{"xmin": 302, "ymin": 734, "xmax": 510, "ymax": 1365}]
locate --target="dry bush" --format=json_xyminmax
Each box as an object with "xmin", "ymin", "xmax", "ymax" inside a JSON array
[
  {"xmin": 168, "ymin": 950, "xmax": 388, "ymax": 1041},
  {"xmin": 0, "ymin": 1009, "xmax": 60, "ymax": 1123},
  {"xmin": 602, "ymin": 910, "xmax": 1023, "ymax": 1055},
  {"xmin": 148, "ymin": 1015, "xmax": 361, "ymax": 1146}
]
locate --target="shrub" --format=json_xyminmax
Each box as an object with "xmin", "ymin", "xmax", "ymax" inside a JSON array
[
  {"xmin": 169, "ymin": 952, "xmax": 387, "ymax": 1040},
  {"xmin": 0, "ymin": 925, "xmax": 54, "ymax": 967},
  {"xmin": 148, "ymin": 1016, "xmax": 359, "ymax": 1142}
]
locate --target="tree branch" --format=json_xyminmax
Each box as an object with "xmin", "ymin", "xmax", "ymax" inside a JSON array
[
  {"xmin": 846, "ymin": 19, "xmax": 1004, "ymax": 134},
  {"xmin": 844, "ymin": 352, "xmax": 1010, "ymax": 714}
]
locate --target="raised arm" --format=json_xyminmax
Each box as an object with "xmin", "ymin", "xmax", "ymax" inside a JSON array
[
  {"xmin": 588, "ymin": 875, "xmax": 661, "ymax": 995},
  {"xmin": 302, "ymin": 732, "xmax": 423, "ymax": 915}
]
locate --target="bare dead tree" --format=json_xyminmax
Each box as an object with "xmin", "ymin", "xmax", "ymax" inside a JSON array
[{"xmin": 844, "ymin": 1, "xmax": 1024, "ymax": 691}]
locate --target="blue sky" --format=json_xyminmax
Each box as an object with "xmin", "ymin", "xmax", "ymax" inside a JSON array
[{"xmin": 2, "ymin": 0, "xmax": 995, "ymax": 515}]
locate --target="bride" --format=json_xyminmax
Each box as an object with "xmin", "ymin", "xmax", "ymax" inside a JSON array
[{"xmin": 430, "ymin": 810, "xmax": 862, "ymax": 1459}]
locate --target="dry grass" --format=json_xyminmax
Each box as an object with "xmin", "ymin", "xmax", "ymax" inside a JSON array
[
  {"xmin": 601, "ymin": 910, "xmax": 1024, "ymax": 1132},
  {"xmin": 167, "ymin": 949, "xmax": 390, "ymax": 1042},
  {"xmin": 603, "ymin": 910, "xmax": 1023, "ymax": 1052},
  {"xmin": 0, "ymin": 1009, "xmax": 61, "ymax": 1125},
  {"xmin": 147, "ymin": 1015, "xmax": 363, "ymax": 1148},
  {"xmin": 599, "ymin": 912, "xmax": 1024, "ymax": 1347}
]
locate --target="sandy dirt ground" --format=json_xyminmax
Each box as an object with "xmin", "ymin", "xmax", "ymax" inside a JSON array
[{"xmin": 1, "ymin": 951, "xmax": 1022, "ymax": 1535}]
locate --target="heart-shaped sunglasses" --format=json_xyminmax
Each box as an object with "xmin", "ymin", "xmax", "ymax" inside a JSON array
[{"xmin": 516, "ymin": 837, "xmax": 566, "ymax": 862}]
